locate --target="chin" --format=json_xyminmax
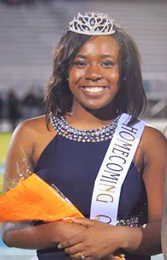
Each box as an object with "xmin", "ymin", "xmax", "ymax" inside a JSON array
[
  {"xmin": 82, "ymin": 103, "xmax": 103, "ymax": 110},
  {"xmin": 81, "ymin": 103, "xmax": 110, "ymax": 113}
]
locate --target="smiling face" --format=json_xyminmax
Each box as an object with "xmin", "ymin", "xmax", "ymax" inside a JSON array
[{"xmin": 68, "ymin": 35, "xmax": 120, "ymax": 113}]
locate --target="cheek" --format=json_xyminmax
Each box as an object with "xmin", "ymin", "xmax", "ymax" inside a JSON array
[
  {"xmin": 69, "ymin": 69, "xmax": 84, "ymax": 87},
  {"xmin": 110, "ymin": 67, "xmax": 119, "ymax": 82}
]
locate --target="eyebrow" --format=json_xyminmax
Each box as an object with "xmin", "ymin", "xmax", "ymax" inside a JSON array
[
  {"xmin": 75, "ymin": 55, "xmax": 87, "ymax": 59},
  {"xmin": 101, "ymin": 54, "xmax": 115, "ymax": 59}
]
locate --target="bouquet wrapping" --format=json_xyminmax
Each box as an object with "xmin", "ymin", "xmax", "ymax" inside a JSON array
[{"xmin": 0, "ymin": 173, "xmax": 84, "ymax": 222}]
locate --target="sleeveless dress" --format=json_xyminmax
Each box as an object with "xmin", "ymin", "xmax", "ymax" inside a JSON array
[{"xmin": 35, "ymin": 115, "xmax": 149, "ymax": 260}]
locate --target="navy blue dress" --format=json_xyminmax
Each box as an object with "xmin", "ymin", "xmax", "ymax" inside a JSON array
[{"xmin": 35, "ymin": 134, "xmax": 149, "ymax": 260}]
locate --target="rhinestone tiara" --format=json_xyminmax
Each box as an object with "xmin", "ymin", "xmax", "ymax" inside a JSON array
[{"xmin": 68, "ymin": 12, "xmax": 115, "ymax": 36}]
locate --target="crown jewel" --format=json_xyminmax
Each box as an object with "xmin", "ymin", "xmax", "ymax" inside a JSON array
[{"xmin": 68, "ymin": 12, "xmax": 115, "ymax": 36}]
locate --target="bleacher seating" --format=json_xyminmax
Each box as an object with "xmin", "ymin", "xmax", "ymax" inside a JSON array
[{"xmin": 0, "ymin": 0, "xmax": 167, "ymax": 105}]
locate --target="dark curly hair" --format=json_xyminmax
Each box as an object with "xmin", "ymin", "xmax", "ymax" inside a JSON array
[{"xmin": 44, "ymin": 24, "xmax": 147, "ymax": 125}]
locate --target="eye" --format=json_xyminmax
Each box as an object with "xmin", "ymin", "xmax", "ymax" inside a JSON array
[
  {"xmin": 73, "ymin": 60, "xmax": 87, "ymax": 67},
  {"xmin": 101, "ymin": 60, "xmax": 114, "ymax": 67}
]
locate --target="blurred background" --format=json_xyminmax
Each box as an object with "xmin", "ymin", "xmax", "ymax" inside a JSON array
[{"xmin": 0, "ymin": 0, "xmax": 166, "ymax": 259}]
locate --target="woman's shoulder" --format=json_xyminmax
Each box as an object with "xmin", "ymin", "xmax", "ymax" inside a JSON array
[
  {"xmin": 7, "ymin": 115, "xmax": 57, "ymax": 167},
  {"xmin": 11, "ymin": 115, "xmax": 55, "ymax": 145},
  {"xmin": 140, "ymin": 123, "xmax": 167, "ymax": 165},
  {"xmin": 17, "ymin": 115, "xmax": 47, "ymax": 132},
  {"xmin": 15, "ymin": 115, "xmax": 54, "ymax": 136},
  {"xmin": 142, "ymin": 124, "xmax": 167, "ymax": 146}
]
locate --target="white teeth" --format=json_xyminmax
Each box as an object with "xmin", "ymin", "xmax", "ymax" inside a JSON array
[{"xmin": 83, "ymin": 87, "xmax": 104, "ymax": 93}]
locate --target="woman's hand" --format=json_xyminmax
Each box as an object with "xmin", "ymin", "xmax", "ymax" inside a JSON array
[{"xmin": 58, "ymin": 218, "xmax": 127, "ymax": 260}]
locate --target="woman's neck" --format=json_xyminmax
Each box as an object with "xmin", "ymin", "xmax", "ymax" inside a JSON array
[{"xmin": 65, "ymin": 104, "xmax": 117, "ymax": 130}]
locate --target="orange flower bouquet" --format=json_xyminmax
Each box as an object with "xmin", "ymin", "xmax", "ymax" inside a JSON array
[{"xmin": 0, "ymin": 173, "xmax": 84, "ymax": 222}]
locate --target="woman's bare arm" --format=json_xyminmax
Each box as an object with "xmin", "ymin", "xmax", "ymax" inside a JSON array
[
  {"xmin": 1, "ymin": 117, "xmax": 86, "ymax": 250},
  {"xmin": 1, "ymin": 220, "xmax": 86, "ymax": 249}
]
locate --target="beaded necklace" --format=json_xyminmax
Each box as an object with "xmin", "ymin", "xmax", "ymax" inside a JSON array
[{"xmin": 49, "ymin": 113, "xmax": 120, "ymax": 143}]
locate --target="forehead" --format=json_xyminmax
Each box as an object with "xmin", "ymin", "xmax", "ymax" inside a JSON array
[{"xmin": 76, "ymin": 36, "xmax": 119, "ymax": 57}]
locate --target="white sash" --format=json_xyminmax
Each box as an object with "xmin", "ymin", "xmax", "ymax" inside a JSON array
[
  {"xmin": 30, "ymin": 257, "xmax": 39, "ymax": 260},
  {"xmin": 90, "ymin": 113, "xmax": 145, "ymax": 225}
]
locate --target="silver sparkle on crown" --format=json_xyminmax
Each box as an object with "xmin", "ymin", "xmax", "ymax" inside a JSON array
[{"xmin": 68, "ymin": 12, "xmax": 115, "ymax": 35}]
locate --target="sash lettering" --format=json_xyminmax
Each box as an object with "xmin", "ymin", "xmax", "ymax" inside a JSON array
[{"xmin": 90, "ymin": 113, "xmax": 145, "ymax": 225}]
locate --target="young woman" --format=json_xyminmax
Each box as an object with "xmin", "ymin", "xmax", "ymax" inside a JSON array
[{"xmin": 1, "ymin": 12, "xmax": 167, "ymax": 260}]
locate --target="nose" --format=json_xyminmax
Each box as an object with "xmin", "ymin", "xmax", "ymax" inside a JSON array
[{"xmin": 85, "ymin": 64, "xmax": 102, "ymax": 81}]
